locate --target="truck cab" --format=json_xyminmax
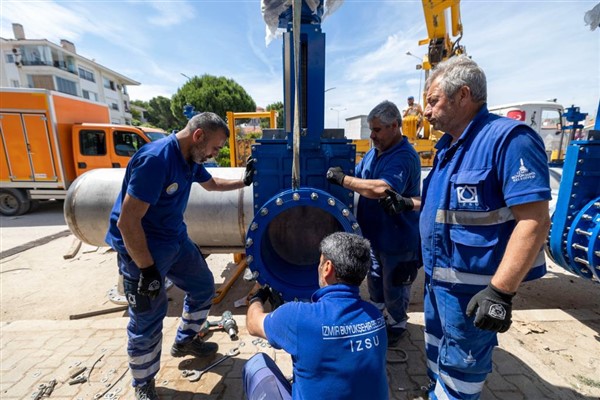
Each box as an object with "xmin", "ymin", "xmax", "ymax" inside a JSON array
[
  {"xmin": 489, "ymin": 102, "xmax": 566, "ymax": 161},
  {"xmin": 72, "ymin": 124, "xmax": 151, "ymax": 174},
  {"xmin": 137, "ymin": 126, "xmax": 169, "ymax": 142}
]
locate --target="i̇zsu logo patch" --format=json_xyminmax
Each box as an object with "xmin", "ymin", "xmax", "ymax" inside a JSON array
[{"xmin": 166, "ymin": 182, "xmax": 178, "ymax": 195}]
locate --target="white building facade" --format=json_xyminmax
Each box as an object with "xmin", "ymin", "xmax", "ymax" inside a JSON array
[
  {"xmin": 1, "ymin": 23, "xmax": 139, "ymax": 125},
  {"xmin": 344, "ymin": 115, "xmax": 370, "ymax": 140}
]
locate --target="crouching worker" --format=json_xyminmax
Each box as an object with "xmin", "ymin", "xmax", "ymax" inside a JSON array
[{"xmin": 243, "ymin": 232, "xmax": 389, "ymax": 400}]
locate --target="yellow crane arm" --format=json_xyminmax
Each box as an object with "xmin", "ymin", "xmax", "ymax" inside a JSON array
[{"xmin": 419, "ymin": 0, "xmax": 464, "ymax": 70}]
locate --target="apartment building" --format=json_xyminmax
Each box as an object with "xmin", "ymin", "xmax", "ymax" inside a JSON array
[{"xmin": 0, "ymin": 23, "xmax": 139, "ymax": 124}]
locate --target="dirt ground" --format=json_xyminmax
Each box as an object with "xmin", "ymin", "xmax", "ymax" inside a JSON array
[{"xmin": 1, "ymin": 200, "xmax": 600, "ymax": 398}]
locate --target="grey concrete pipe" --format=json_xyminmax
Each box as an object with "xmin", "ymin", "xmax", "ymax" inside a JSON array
[{"xmin": 64, "ymin": 168, "xmax": 253, "ymax": 253}]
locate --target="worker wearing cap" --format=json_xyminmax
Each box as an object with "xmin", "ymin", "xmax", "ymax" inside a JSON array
[
  {"xmin": 326, "ymin": 100, "xmax": 421, "ymax": 346},
  {"xmin": 416, "ymin": 56, "xmax": 551, "ymax": 399},
  {"xmin": 403, "ymin": 95, "xmax": 424, "ymax": 119},
  {"xmin": 403, "ymin": 96, "xmax": 424, "ymax": 134},
  {"xmin": 243, "ymin": 232, "xmax": 388, "ymax": 400}
]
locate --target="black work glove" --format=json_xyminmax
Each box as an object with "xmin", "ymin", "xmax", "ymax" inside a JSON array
[
  {"xmin": 466, "ymin": 284, "xmax": 516, "ymax": 333},
  {"xmin": 249, "ymin": 286, "xmax": 272, "ymax": 305},
  {"xmin": 379, "ymin": 189, "xmax": 415, "ymax": 215},
  {"xmin": 243, "ymin": 156, "xmax": 256, "ymax": 186},
  {"xmin": 138, "ymin": 264, "xmax": 162, "ymax": 300},
  {"xmin": 326, "ymin": 167, "xmax": 346, "ymax": 186},
  {"xmin": 249, "ymin": 285, "xmax": 284, "ymax": 310},
  {"xmin": 269, "ymin": 289, "xmax": 284, "ymax": 310}
]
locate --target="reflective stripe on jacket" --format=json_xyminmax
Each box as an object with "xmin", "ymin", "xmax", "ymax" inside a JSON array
[{"xmin": 420, "ymin": 105, "xmax": 550, "ymax": 289}]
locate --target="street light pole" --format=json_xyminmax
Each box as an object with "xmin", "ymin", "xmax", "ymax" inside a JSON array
[
  {"xmin": 329, "ymin": 107, "xmax": 346, "ymax": 128},
  {"xmin": 405, "ymin": 52, "xmax": 423, "ymax": 105},
  {"xmin": 181, "ymin": 72, "xmax": 192, "ymax": 81},
  {"xmin": 405, "ymin": 51, "xmax": 421, "ymax": 62},
  {"xmin": 324, "ymin": 88, "xmax": 337, "ymax": 128}
]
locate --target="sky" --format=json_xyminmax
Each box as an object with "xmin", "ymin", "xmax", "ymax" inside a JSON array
[{"xmin": 1, "ymin": 0, "xmax": 599, "ymax": 128}]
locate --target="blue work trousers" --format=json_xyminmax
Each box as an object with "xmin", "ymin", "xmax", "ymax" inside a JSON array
[
  {"xmin": 243, "ymin": 353, "xmax": 292, "ymax": 400},
  {"xmin": 119, "ymin": 237, "xmax": 215, "ymax": 387},
  {"xmin": 368, "ymin": 250, "xmax": 417, "ymax": 332},
  {"xmin": 424, "ymin": 275, "xmax": 497, "ymax": 399}
]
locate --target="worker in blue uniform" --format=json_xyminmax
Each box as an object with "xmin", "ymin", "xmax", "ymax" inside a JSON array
[
  {"xmin": 327, "ymin": 100, "xmax": 421, "ymax": 346},
  {"xmin": 105, "ymin": 112, "xmax": 255, "ymax": 400},
  {"xmin": 243, "ymin": 232, "xmax": 389, "ymax": 400},
  {"xmin": 416, "ymin": 55, "xmax": 551, "ymax": 399}
]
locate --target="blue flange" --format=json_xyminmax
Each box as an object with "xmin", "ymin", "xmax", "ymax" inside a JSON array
[{"xmin": 245, "ymin": 187, "xmax": 361, "ymax": 301}]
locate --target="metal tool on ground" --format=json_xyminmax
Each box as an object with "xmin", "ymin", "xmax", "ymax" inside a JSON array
[
  {"xmin": 68, "ymin": 366, "xmax": 88, "ymax": 385},
  {"xmin": 198, "ymin": 311, "xmax": 238, "ymax": 339},
  {"xmin": 87, "ymin": 353, "xmax": 105, "ymax": 383},
  {"xmin": 182, "ymin": 347, "xmax": 240, "ymax": 382},
  {"xmin": 69, "ymin": 366, "xmax": 87, "ymax": 379},
  {"xmin": 68, "ymin": 375, "xmax": 87, "ymax": 385},
  {"xmin": 32, "ymin": 379, "xmax": 57, "ymax": 400},
  {"xmin": 94, "ymin": 367, "xmax": 129, "ymax": 400}
]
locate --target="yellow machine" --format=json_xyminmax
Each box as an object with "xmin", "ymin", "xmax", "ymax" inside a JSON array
[
  {"xmin": 352, "ymin": 139, "xmax": 371, "ymax": 164},
  {"xmin": 404, "ymin": 0, "xmax": 465, "ymax": 167},
  {"xmin": 226, "ymin": 110, "xmax": 276, "ymax": 167}
]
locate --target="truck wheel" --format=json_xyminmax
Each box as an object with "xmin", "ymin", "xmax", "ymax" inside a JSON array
[{"xmin": 0, "ymin": 189, "xmax": 31, "ymax": 216}]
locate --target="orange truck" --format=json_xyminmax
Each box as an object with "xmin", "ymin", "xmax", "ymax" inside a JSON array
[{"xmin": 0, "ymin": 88, "xmax": 162, "ymax": 216}]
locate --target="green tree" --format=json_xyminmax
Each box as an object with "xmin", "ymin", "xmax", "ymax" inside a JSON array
[
  {"xmin": 215, "ymin": 143, "xmax": 231, "ymax": 167},
  {"xmin": 261, "ymin": 101, "xmax": 284, "ymax": 129},
  {"xmin": 129, "ymin": 99, "xmax": 148, "ymax": 122},
  {"xmin": 171, "ymin": 74, "xmax": 256, "ymax": 126},
  {"xmin": 147, "ymin": 96, "xmax": 180, "ymax": 132}
]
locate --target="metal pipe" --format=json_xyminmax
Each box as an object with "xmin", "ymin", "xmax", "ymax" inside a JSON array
[{"xmin": 64, "ymin": 168, "xmax": 252, "ymax": 251}]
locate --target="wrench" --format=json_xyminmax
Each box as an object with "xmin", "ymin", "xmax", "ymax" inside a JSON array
[{"xmin": 182, "ymin": 347, "xmax": 240, "ymax": 382}]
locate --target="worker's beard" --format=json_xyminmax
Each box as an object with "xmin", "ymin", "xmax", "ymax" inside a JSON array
[{"xmin": 190, "ymin": 138, "xmax": 209, "ymax": 164}]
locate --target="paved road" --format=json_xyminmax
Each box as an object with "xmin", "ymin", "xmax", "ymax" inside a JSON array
[
  {"xmin": 0, "ymin": 200, "xmax": 68, "ymax": 252},
  {"xmin": 1, "ymin": 205, "xmax": 599, "ymax": 399}
]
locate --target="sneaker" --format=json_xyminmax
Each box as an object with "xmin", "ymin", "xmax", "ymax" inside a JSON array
[
  {"xmin": 135, "ymin": 379, "xmax": 159, "ymax": 400},
  {"xmin": 171, "ymin": 336, "xmax": 218, "ymax": 358},
  {"xmin": 387, "ymin": 328, "xmax": 407, "ymax": 347}
]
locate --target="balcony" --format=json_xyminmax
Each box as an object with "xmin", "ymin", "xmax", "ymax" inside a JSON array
[{"xmin": 18, "ymin": 59, "xmax": 77, "ymax": 75}]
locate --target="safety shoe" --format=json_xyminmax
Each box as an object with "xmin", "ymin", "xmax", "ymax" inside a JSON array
[
  {"xmin": 135, "ymin": 379, "xmax": 159, "ymax": 400},
  {"xmin": 171, "ymin": 336, "xmax": 218, "ymax": 358},
  {"xmin": 387, "ymin": 327, "xmax": 407, "ymax": 348}
]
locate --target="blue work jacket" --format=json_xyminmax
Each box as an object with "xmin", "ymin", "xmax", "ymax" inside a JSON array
[
  {"xmin": 420, "ymin": 105, "xmax": 552, "ymax": 290},
  {"xmin": 356, "ymin": 136, "xmax": 421, "ymax": 258},
  {"xmin": 105, "ymin": 134, "xmax": 212, "ymax": 254},
  {"xmin": 264, "ymin": 284, "xmax": 388, "ymax": 400}
]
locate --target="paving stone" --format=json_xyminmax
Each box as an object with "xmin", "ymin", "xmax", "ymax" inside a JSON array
[
  {"xmin": 0, "ymin": 348, "xmax": 37, "ymax": 372},
  {"xmin": 45, "ymin": 336, "xmax": 72, "ymax": 349},
  {"xmin": 484, "ymin": 388, "xmax": 525, "ymax": 400},
  {"xmin": 503, "ymin": 374, "xmax": 560, "ymax": 399},
  {"xmin": 485, "ymin": 367, "xmax": 519, "ymax": 392},
  {"xmin": 2, "ymin": 371, "xmax": 54, "ymax": 400},
  {"xmin": 493, "ymin": 348, "xmax": 530, "ymax": 375},
  {"xmin": 222, "ymin": 377, "xmax": 245, "ymax": 399},
  {"xmin": 2, "ymin": 311, "xmax": 599, "ymax": 399},
  {"xmin": 226, "ymin": 357, "xmax": 247, "ymax": 379},
  {"xmin": 273, "ymin": 351, "xmax": 293, "ymax": 377}
]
